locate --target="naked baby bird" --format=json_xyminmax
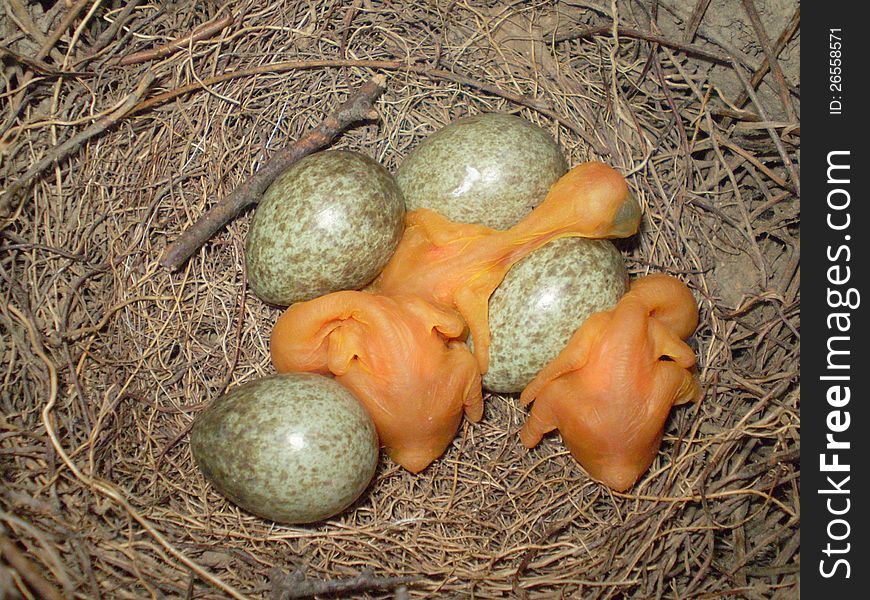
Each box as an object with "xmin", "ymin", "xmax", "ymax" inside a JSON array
[
  {"xmin": 270, "ymin": 291, "xmax": 483, "ymax": 473},
  {"xmin": 370, "ymin": 161, "xmax": 642, "ymax": 373},
  {"xmin": 519, "ymin": 274, "xmax": 701, "ymax": 491}
]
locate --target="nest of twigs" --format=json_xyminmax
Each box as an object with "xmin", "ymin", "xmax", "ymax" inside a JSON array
[{"xmin": 1, "ymin": 1, "xmax": 799, "ymax": 598}]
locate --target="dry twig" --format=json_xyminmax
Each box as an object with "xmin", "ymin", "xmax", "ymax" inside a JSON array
[
  {"xmin": 1, "ymin": 72, "xmax": 156, "ymax": 213},
  {"xmin": 0, "ymin": 1, "xmax": 800, "ymax": 597},
  {"xmin": 550, "ymin": 25, "xmax": 736, "ymax": 64},
  {"xmin": 0, "ymin": 46, "xmax": 89, "ymax": 77},
  {"xmin": 124, "ymin": 58, "xmax": 608, "ymax": 154},
  {"xmin": 79, "ymin": 0, "xmax": 148, "ymax": 62},
  {"xmin": 117, "ymin": 11, "xmax": 235, "ymax": 66},
  {"xmin": 684, "ymin": 0, "xmax": 713, "ymax": 42},
  {"xmin": 739, "ymin": 0, "xmax": 797, "ymax": 122},
  {"xmin": 159, "ymin": 73, "xmax": 387, "ymax": 270}
]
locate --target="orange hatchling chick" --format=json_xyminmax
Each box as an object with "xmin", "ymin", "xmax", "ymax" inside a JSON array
[
  {"xmin": 519, "ymin": 274, "xmax": 701, "ymax": 491},
  {"xmin": 270, "ymin": 291, "xmax": 483, "ymax": 473},
  {"xmin": 370, "ymin": 161, "xmax": 642, "ymax": 373}
]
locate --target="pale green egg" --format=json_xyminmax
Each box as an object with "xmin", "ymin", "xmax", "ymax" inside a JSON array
[
  {"xmin": 246, "ymin": 150, "xmax": 405, "ymax": 306},
  {"xmin": 190, "ymin": 373, "xmax": 379, "ymax": 524},
  {"xmin": 483, "ymin": 237, "xmax": 628, "ymax": 393},
  {"xmin": 396, "ymin": 113, "xmax": 567, "ymax": 229}
]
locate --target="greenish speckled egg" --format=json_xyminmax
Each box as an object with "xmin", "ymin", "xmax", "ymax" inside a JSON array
[
  {"xmin": 190, "ymin": 373, "xmax": 378, "ymax": 524},
  {"xmin": 396, "ymin": 113, "xmax": 568, "ymax": 230},
  {"xmin": 245, "ymin": 150, "xmax": 405, "ymax": 306},
  {"xmin": 482, "ymin": 237, "xmax": 629, "ymax": 393}
]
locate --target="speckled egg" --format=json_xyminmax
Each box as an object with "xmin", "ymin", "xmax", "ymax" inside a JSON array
[
  {"xmin": 396, "ymin": 113, "xmax": 568, "ymax": 229},
  {"xmin": 190, "ymin": 373, "xmax": 379, "ymax": 524},
  {"xmin": 245, "ymin": 150, "xmax": 405, "ymax": 306},
  {"xmin": 482, "ymin": 237, "xmax": 629, "ymax": 393}
]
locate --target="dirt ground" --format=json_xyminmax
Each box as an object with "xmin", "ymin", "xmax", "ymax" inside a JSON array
[{"xmin": 659, "ymin": 0, "xmax": 799, "ymax": 118}]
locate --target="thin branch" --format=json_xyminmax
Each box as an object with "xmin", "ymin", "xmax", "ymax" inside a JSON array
[
  {"xmin": 117, "ymin": 10, "xmax": 235, "ymax": 65},
  {"xmin": 0, "ymin": 533, "xmax": 66, "ymax": 600},
  {"xmin": 734, "ymin": 5, "xmax": 800, "ymax": 110},
  {"xmin": 38, "ymin": 0, "xmax": 92, "ymax": 62},
  {"xmin": 126, "ymin": 58, "xmax": 609, "ymax": 154},
  {"xmin": 79, "ymin": 0, "xmax": 148, "ymax": 62},
  {"xmin": 549, "ymin": 25, "xmax": 736, "ymax": 65},
  {"xmin": 739, "ymin": 0, "xmax": 797, "ymax": 122},
  {"xmin": 5, "ymin": 0, "xmax": 51, "ymax": 52},
  {"xmin": 338, "ymin": 0, "xmax": 364, "ymax": 58},
  {"xmin": 159, "ymin": 74, "xmax": 387, "ymax": 270},
  {"xmin": 0, "ymin": 45, "xmax": 90, "ymax": 77},
  {"xmin": 1, "ymin": 72, "xmax": 156, "ymax": 213},
  {"xmin": 731, "ymin": 64, "xmax": 800, "ymax": 196},
  {"xmin": 421, "ymin": 65, "xmax": 609, "ymax": 155},
  {"xmin": 684, "ymin": 0, "xmax": 713, "ymax": 42},
  {"xmin": 0, "ymin": 0, "xmax": 92, "ymax": 136}
]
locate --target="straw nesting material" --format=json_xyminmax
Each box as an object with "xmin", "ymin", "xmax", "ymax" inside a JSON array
[{"xmin": 1, "ymin": 1, "xmax": 799, "ymax": 598}]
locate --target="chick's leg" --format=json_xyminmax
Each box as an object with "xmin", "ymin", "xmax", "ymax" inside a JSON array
[
  {"xmin": 519, "ymin": 390, "xmax": 559, "ymax": 449},
  {"xmin": 455, "ymin": 284, "xmax": 495, "ymax": 373},
  {"xmin": 460, "ymin": 376, "xmax": 484, "ymax": 423},
  {"xmin": 519, "ymin": 312, "xmax": 609, "ymax": 406},
  {"xmin": 464, "ymin": 386, "xmax": 485, "ymax": 423},
  {"xmin": 646, "ymin": 361, "xmax": 702, "ymax": 424}
]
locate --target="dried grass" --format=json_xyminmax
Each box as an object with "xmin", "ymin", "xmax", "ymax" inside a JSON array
[{"xmin": 1, "ymin": 1, "xmax": 799, "ymax": 598}]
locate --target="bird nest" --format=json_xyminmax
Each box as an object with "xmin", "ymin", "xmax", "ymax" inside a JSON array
[{"xmin": 1, "ymin": 1, "xmax": 799, "ymax": 598}]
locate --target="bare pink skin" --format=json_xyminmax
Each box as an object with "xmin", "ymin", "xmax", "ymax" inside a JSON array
[
  {"xmin": 519, "ymin": 274, "xmax": 701, "ymax": 491},
  {"xmin": 271, "ymin": 291, "xmax": 482, "ymax": 473},
  {"xmin": 369, "ymin": 161, "xmax": 641, "ymax": 373}
]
